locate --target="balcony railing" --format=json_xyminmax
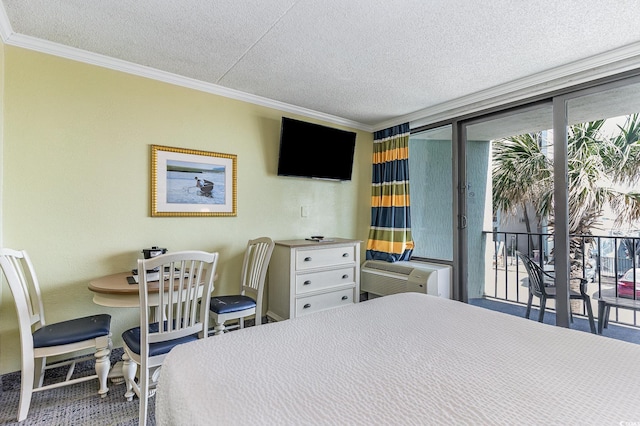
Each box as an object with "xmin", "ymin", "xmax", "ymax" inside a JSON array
[{"xmin": 484, "ymin": 231, "xmax": 640, "ymax": 329}]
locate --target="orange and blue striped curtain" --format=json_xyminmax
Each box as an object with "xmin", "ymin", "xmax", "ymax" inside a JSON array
[{"xmin": 366, "ymin": 123, "xmax": 414, "ymax": 262}]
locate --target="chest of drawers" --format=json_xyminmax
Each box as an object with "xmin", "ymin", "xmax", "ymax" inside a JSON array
[{"xmin": 267, "ymin": 238, "xmax": 361, "ymax": 321}]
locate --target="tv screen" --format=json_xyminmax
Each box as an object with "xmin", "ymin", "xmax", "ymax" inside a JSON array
[{"xmin": 277, "ymin": 117, "xmax": 356, "ymax": 181}]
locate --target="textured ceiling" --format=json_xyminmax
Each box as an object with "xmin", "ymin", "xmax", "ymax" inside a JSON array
[{"xmin": 2, "ymin": 0, "xmax": 640, "ymax": 130}]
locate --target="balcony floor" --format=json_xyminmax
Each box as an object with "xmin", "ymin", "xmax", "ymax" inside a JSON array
[{"xmin": 470, "ymin": 297, "xmax": 640, "ymax": 345}]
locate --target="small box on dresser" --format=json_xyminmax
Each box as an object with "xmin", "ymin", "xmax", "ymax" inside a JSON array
[{"xmin": 267, "ymin": 238, "xmax": 361, "ymax": 321}]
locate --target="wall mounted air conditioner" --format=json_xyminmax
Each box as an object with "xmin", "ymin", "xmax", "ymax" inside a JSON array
[{"xmin": 361, "ymin": 260, "xmax": 451, "ymax": 299}]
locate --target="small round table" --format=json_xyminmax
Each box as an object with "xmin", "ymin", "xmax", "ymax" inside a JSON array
[{"xmin": 88, "ymin": 272, "xmax": 143, "ymax": 308}]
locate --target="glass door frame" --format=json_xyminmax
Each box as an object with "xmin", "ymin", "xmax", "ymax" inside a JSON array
[{"xmin": 412, "ymin": 70, "xmax": 640, "ymax": 330}]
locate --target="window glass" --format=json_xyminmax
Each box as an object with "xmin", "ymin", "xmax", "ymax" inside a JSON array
[{"xmin": 409, "ymin": 125, "xmax": 453, "ymax": 261}]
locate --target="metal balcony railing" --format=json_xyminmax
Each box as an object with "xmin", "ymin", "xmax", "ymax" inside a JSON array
[{"xmin": 484, "ymin": 231, "xmax": 640, "ymax": 329}]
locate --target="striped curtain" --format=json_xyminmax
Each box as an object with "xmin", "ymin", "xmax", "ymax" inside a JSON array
[{"xmin": 366, "ymin": 123, "xmax": 414, "ymax": 262}]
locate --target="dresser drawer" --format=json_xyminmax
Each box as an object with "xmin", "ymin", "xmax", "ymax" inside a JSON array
[
  {"xmin": 295, "ymin": 267, "xmax": 355, "ymax": 294},
  {"xmin": 295, "ymin": 288, "xmax": 354, "ymax": 317},
  {"xmin": 295, "ymin": 245, "xmax": 356, "ymax": 270}
]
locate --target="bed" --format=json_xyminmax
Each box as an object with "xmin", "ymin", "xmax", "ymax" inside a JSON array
[{"xmin": 156, "ymin": 293, "xmax": 640, "ymax": 424}]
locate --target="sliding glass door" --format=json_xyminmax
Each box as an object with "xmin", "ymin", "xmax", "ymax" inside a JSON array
[
  {"xmin": 451, "ymin": 74, "xmax": 640, "ymax": 334},
  {"xmin": 460, "ymin": 104, "xmax": 553, "ymax": 307},
  {"xmin": 558, "ymin": 77, "xmax": 640, "ymax": 329},
  {"xmin": 407, "ymin": 73, "xmax": 640, "ymax": 337}
]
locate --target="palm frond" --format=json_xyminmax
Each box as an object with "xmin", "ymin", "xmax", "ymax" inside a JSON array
[
  {"xmin": 494, "ymin": 117, "xmax": 640, "ymax": 263},
  {"xmin": 611, "ymin": 114, "xmax": 640, "ymax": 185}
]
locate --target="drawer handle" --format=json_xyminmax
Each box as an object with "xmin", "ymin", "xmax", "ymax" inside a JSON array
[
  {"xmin": 303, "ymin": 303, "xmax": 311, "ymax": 309},
  {"xmin": 341, "ymin": 296, "xmax": 348, "ymax": 301},
  {"xmin": 304, "ymin": 257, "xmax": 312, "ymax": 262},
  {"xmin": 342, "ymin": 253, "xmax": 349, "ymax": 257},
  {"xmin": 303, "ymin": 280, "xmax": 312, "ymax": 285},
  {"xmin": 342, "ymin": 274, "xmax": 349, "ymax": 279}
]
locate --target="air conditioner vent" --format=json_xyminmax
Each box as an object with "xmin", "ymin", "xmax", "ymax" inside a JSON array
[
  {"xmin": 361, "ymin": 261, "xmax": 413, "ymax": 275},
  {"xmin": 361, "ymin": 260, "xmax": 451, "ymax": 299}
]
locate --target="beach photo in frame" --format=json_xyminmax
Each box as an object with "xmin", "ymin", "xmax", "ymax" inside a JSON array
[{"xmin": 151, "ymin": 145, "xmax": 237, "ymax": 217}]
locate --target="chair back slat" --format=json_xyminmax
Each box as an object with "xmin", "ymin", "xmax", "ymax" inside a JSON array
[
  {"xmin": 517, "ymin": 251, "xmax": 547, "ymax": 297},
  {"xmin": 241, "ymin": 237, "xmax": 275, "ymax": 294},
  {"xmin": 184, "ymin": 259, "xmax": 205, "ymax": 325},
  {"xmin": 138, "ymin": 251, "xmax": 217, "ymax": 351}
]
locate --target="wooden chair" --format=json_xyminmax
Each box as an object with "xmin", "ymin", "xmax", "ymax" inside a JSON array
[
  {"xmin": 210, "ymin": 237, "xmax": 274, "ymax": 335},
  {"xmin": 517, "ymin": 251, "xmax": 596, "ymax": 334},
  {"xmin": 121, "ymin": 250, "xmax": 217, "ymax": 426},
  {"xmin": 0, "ymin": 248, "xmax": 112, "ymax": 422}
]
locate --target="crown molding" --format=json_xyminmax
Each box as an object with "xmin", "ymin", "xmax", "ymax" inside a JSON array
[
  {"xmin": 0, "ymin": 15, "xmax": 373, "ymax": 132},
  {"xmin": 375, "ymin": 41, "xmax": 640, "ymax": 131}
]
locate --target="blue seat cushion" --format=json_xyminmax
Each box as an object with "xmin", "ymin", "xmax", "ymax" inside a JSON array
[
  {"xmin": 209, "ymin": 295, "xmax": 256, "ymax": 315},
  {"xmin": 121, "ymin": 322, "xmax": 199, "ymax": 357},
  {"xmin": 32, "ymin": 314, "xmax": 111, "ymax": 348}
]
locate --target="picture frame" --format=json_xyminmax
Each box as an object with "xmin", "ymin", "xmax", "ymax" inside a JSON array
[{"xmin": 151, "ymin": 145, "xmax": 237, "ymax": 217}]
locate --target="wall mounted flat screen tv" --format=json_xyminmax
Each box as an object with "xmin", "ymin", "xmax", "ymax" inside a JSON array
[{"xmin": 277, "ymin": 117, "xmax": 357, "ymax": 181}]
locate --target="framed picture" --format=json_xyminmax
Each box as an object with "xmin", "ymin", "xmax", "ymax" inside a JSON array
[{"xmin": 151, "ymin": 145, "xmax": 237, "ymax": 217}]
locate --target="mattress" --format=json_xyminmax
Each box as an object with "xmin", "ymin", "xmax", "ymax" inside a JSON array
[{"xmin": 156, "ymin": 293, "xmax": 640, "ymax": 425}]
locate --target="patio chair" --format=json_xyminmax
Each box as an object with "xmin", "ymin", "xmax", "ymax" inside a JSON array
[{"xmin": 517, "ymin": 251, "xmax": 596, "ymax": 334}]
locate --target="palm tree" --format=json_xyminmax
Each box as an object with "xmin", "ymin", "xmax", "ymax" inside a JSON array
[
  {"xmin": 607, "ymin": 114, "xmax": 640, "ymax": 225},
  {"xmin": 493, "ymin": 114, "xmax": 640, "ymax": 268},
  {"xmin": 492, "ymin": 132, "xmax": 551, "ymax": 251}
]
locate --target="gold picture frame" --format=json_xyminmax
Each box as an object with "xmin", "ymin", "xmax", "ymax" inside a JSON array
[{"xmin": 151, "ymin": 145, "xmax": 237, "ymax": 217}]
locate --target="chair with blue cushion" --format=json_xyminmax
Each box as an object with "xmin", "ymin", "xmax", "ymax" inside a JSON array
[
  {"xmin": 210, "ymin": 237, "xmax": 274, "ymax": 335},
  {"xmin": 121, "ymin": 250, "xmax": 218, "ymax": 426},
  {"xmin": 0, "ymin": 248, "xmax": 112, "ymax": 422}
]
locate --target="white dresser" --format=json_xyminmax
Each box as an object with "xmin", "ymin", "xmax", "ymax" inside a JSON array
[{"xmin": 267, "ymin": 238, "xmax": 361, "ymax": 321}]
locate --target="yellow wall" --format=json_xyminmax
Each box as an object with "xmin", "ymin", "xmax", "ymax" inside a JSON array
[{"xmin": 0, "ymin": 45, "xmax": 373, "ymax": 373}]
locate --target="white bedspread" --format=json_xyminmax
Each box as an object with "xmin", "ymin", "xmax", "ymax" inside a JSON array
[{"xmin": 156, "ymin": 293, "xmax": 640, "ymax": 425}]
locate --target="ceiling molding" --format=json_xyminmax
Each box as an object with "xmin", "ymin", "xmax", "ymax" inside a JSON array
[
  {"xmin": 0, "ymin": 13, "xmax": 374, "ymax": 133},
  {"xmin": 376, "ymin": 42, "xmax": 640, "ymax": 132}
]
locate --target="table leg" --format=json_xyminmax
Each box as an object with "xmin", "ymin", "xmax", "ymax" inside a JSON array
[{"xmin": 598, "ymin": 300, "xmax": 605, "ymax": 334}]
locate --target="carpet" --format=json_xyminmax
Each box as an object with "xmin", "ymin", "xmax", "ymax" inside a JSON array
[
  {"xmin": 0, "ymin": 318, "xmax": 265, "ymax": 426},
  {"xmin": 0, "ymin": 347, "xmax": 153, "ymax": 426},
  {"xmin": 470, "ymin": 297, "xmax": 640, "ymax": 344}
]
